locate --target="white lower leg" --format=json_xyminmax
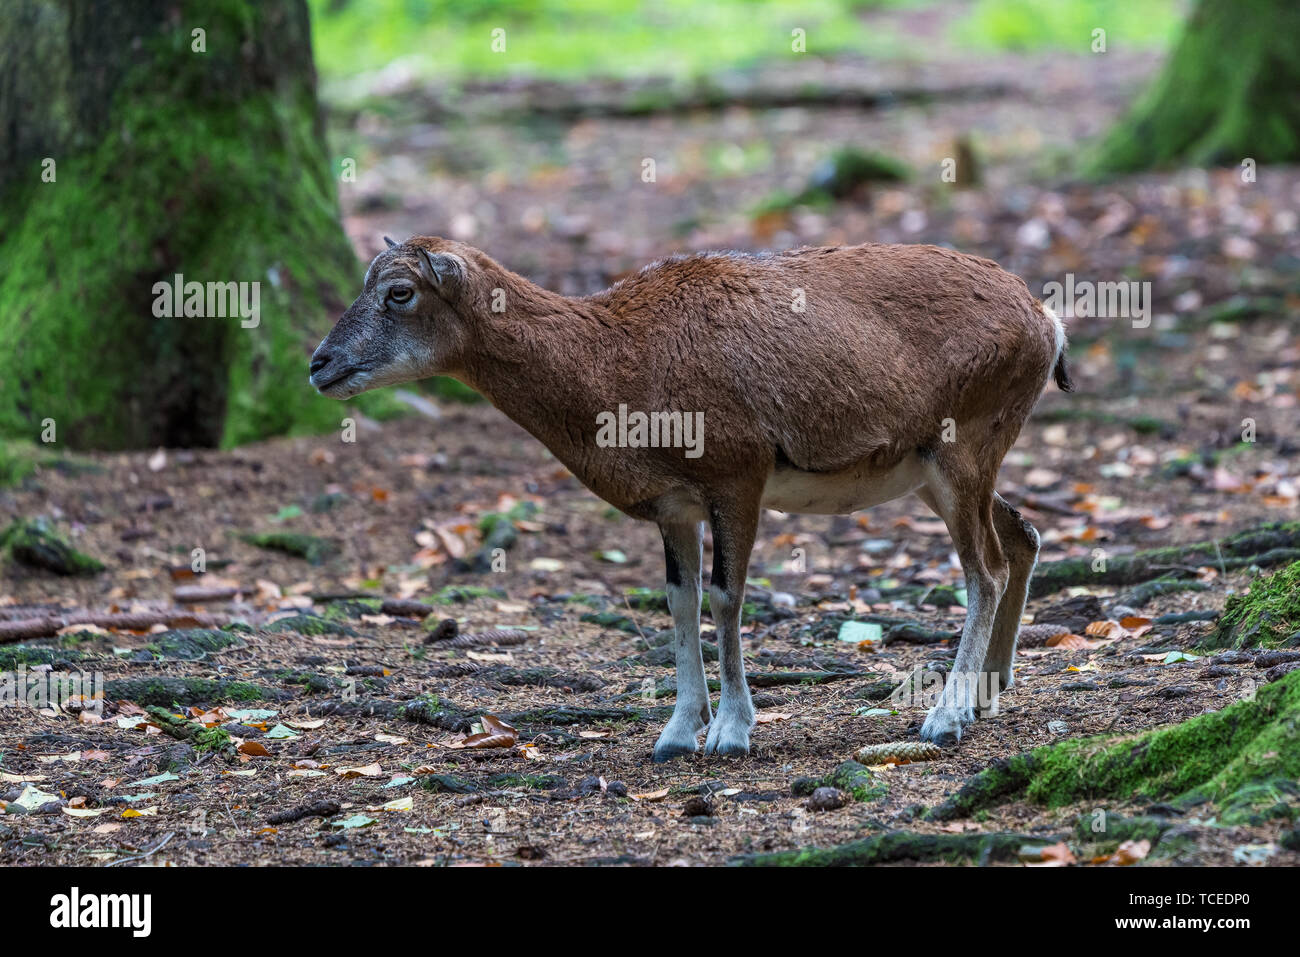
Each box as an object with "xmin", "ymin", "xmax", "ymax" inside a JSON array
[
  {"xmin": 922, "ymin": 570, "xmax": 1001, "ymax": 744},
  {"xmin": 653, "ymin": 523, "xmax": 709, "ymax": 762},
  {"xmin": 703, "ymin": 585, "xmax": 754, "ymax": 756}
]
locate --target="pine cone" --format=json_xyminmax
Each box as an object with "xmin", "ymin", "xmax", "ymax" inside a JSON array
[
  {"xmin": 854, "ymin": 741, "xmax": 941, "ymax": 766},
  {"xmin": 449, "ymin": 628, "xmax": 530, "ymax": 649}
]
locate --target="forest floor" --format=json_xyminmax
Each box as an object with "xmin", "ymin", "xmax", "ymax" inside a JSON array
[{"xmin": 3, "ymin": 25, "xmax": 1300, "ymax": 866}]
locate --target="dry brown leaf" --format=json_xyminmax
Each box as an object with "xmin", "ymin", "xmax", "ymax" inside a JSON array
[
  {"xmin": 1026, "ymin": 841, "xmax": 1077, "ymax": 867},
  {"xmin": 1114, "ymin": 839, "xmax": 1151, "ymax": 865},
  {"xmin": 237, "ymin": 741, "xmax": 270, "ymax": 757},
  {"xmin": 630, "ymin": 787, "xmax": 671, "ymax": 802},
  {"xmin": 1085, "ymin": 620, "xmax": 1122, "ymax": 640},
  {"xmin": 451, "ymin": 714, "xmax": 519, "ymax": 750},
  {"xmin": 336, "ymin": 763, "xmax": 383, "ymax": 778},
  {"xmin": 1045, "ymin": 633, "xmax": 1100, "ymax": 650}
]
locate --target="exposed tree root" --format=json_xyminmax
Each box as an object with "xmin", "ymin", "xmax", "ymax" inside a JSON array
[
  {"xmin": 103, "ymin": 677, "xmax": 287, "ymax": 707},
  {"xmin": 1, "ymin": 518, "xmax": 104, "ymax": 576},
  {"xmin": 0, "ymin": 609, "xmax": 230, "ymax": 644},
  {"xmin": 730, "ymin": 829, "xmax": 1050, "ymax": 866},
  {"xmin": 1206, "ymin": 559, "xmax": 1300, "ymax": 650},
  {"xmin": 1027, "ymin": 521, "xmax": 1300, "ymax": 598},
  {"xmin": 310, "ymin": 695, "xmax": 660, "ymax": 733},
  {"xmin": 266, "ymin": 800, "xmax": 341, "ymax": 824},
  {"xmin": 928, "ymin": 669, "xmax": 1300, "ymax": 822},
  {"xmin": 144, "ymin": 705, "xmax": 231, "ymax": 751}
]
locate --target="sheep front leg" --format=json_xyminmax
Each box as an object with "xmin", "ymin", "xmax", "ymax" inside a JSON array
[
  {"xmin": 703, "ymin": 498, "xmax": 759, "ymax": 757},
  {"xmin": 652, "ymin": 520, "xmax": 712, "ymax": 762}
]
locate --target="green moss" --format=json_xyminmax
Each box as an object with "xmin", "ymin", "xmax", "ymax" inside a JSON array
[
  {"xmin": 400, "ymin": 694, "xmax": 475, "ymax": 732},
  {"xmin": 0, "ymin": 440, "xmax": 40, "ymax": 487},
  {"xmin": 792, "ymin": 760, "xmax": 886, "ymax": 803},
  {"xmin": 934, "ymin": 669, "xmax": 1300, "ymax": 817},
  {"xmin": 416, "ymin": 773, "xmax": 479, "ymax": 794},
  {"xmin": 104, "ymin": 677, "xmax": 281, "ymax": 706},
  {"xmin": 1087, "ymin": 0, "xmax": 1300, "ymax": 173},
  {"xmin": 0, "ymin": 645, "xmax": 89, "ymax": 669},
  {"xmin": 275, "ymin": 670, "xmax": 341, "ymax": 693},
  {"xmin": 1072, "ymin": 812, "xmax": 1172, "ymax": 849},
  {"xmin": 1029, "ymin": 521, "xmax": 1300, "ymax": 598},
  {"xmin": 622, "ymin": 588, "xmax": 670, "ymax": 613},
  {"xmin": 0, "ymin": 518, "xmax": 104, "ymax": 576},
  {"xmin": 730, "ymin": 829, "xmax": 1040, "ymax": 867},
  {"xmin": 425, "ymin": 585, "xmax": 506, "ymax": 606},
  {"xmin": 146, "ymin": 628, "xmax": 244, "ymax": 661},
  {"xmin": 144, "ymin": 705, "xmax": 231, "ymax": 751},
  {"xmin": 619, "ymin": 587, "xmax": 761, "ymax": 621},
  {"xmin": 320, "ymin": 598, "xmax": 382, "ymax": 621},
  {"xmin": 1207, "ymin": 560, "xmax": 1300, "ymax": 650},
  {"xmin": 241, "ymin": 532, "xmax": 340, "ymax": 565},
  {"xmin": 265, "ymin": 615, "xmax": 355, "ymax": 637},
  {"xmin": 1218, "ymin": 778, "xmax": 1299, "ymax": 825},
  {"xmin": 1032, "ymin": 406, "xmax": 1175, "ymax": 437},
  {"xmin": 581, "ymin": 611, "xmax": 642, "ymax": 634},
  {"xmin": 0, "ymin": 1, "xmax": 400, "ymax": 450}
]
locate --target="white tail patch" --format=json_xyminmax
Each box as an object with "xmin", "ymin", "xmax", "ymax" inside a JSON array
[{"xmin": 1041, "ymin": 301, "xmax": 1066, "ymax": 362}]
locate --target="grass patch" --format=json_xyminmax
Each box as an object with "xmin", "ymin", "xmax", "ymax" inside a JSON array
[
  {"xmin": 308, "ymin": 0, "xmax": 904, "ymax": 84},
  {"xmin": 953, "ymin": 0, "xmax": 1180, "ymax": 52}
]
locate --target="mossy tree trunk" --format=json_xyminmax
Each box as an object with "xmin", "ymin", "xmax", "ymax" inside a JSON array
[
  {"xmin": 0, "ymin": 1, "xmax": 361, "ymax": 449},
  {"xmin": 1089, "ymin": 0, "xmax": 1300, "ymax": 173}
]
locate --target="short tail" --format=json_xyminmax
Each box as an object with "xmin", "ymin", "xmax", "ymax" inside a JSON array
[
  {"xmin": 1053, "ymin": 352, "xmax": 1074, "ymax": 392},
  {"xmin": 1040, "ymin": 301, "xmax": 1073, "ymax": 392}
]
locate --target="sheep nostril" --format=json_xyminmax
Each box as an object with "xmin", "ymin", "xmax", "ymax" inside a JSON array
[{"xmin": 310, "ymin": 353, "xmax": 331, "ymax": 376}]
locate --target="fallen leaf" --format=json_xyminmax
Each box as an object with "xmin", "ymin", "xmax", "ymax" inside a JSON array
[
  {"xmin": 1114, "ymin": 839, "xmax": 1151, "ymax": 865},
  {"xmin": 330, "ymin": 814, "xmax": 376, "ymax": 829},
  {"xmin": 630, "ymin": 788, "xmax": 671, "ymax": 802},
  {"xmin": 1023, "ymin": 841, "xmax": 1077, "ymax": 867},
  {"xmin": 454, "ymin": 714, "xmax": 519, "ymax": 750},
  {"xmin": 336, "ymin": 763, "xmax": 384, "ymax": 778},
  {"xmin": 1045, "ymin": 633, "xmax": 1101, "ymax": 650},
  {"xmin": 369, "ymin": 796, "xmax": 414, "ymax": 813}
]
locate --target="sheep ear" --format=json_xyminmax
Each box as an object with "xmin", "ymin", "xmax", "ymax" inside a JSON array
[
  {"xmin": 418, "ymin": 249, "xmax": 466, "ymax": 288},
  {"xmin": 384, "ymin": 235, "xmax": 398, "ymax": 249}
]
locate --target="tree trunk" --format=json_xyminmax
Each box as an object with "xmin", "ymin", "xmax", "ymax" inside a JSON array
[
  {"xmin": 0, "ymin": 0, "xmax": 363, "ymax": 449},
  {"xmin": 1089, "ymin": 0, "xmax": 1300, "ymax": 173}
]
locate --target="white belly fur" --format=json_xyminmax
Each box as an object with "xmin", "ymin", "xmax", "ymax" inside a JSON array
[{"xmin": 761, "ymin": 454, "xmax": 926, "ymax": 515}]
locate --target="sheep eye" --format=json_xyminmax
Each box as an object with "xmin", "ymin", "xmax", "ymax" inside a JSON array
[{"xmin": 389, "ymin": 287, "xmax": 413, "ymax": 304}]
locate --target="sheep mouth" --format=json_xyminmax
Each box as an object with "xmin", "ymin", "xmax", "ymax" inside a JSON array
[{"xmin": 311, "ymin": 366, "xmax": 365, "ymax": 395}]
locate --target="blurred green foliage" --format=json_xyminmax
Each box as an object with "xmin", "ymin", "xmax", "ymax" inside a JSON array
[
  {"xmin": 956, "ymin": 0, "xmax": 1180, "ymax": 51},
  {"xmin": 308, "ymin": 0, "xmax": 1182, "ymax": 83},
  {"xmin": 307, "ymin": 0, "xmax": 908, "ymax": 81}
]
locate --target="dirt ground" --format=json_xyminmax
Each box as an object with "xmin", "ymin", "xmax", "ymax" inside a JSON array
[
  {"xmin": 2, "ymin": 380, "xmax": 1297, "ymax": 866},
  {"xmin": 3, "ymin": 22, "xmax": 1300, "ymax": 866}
]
